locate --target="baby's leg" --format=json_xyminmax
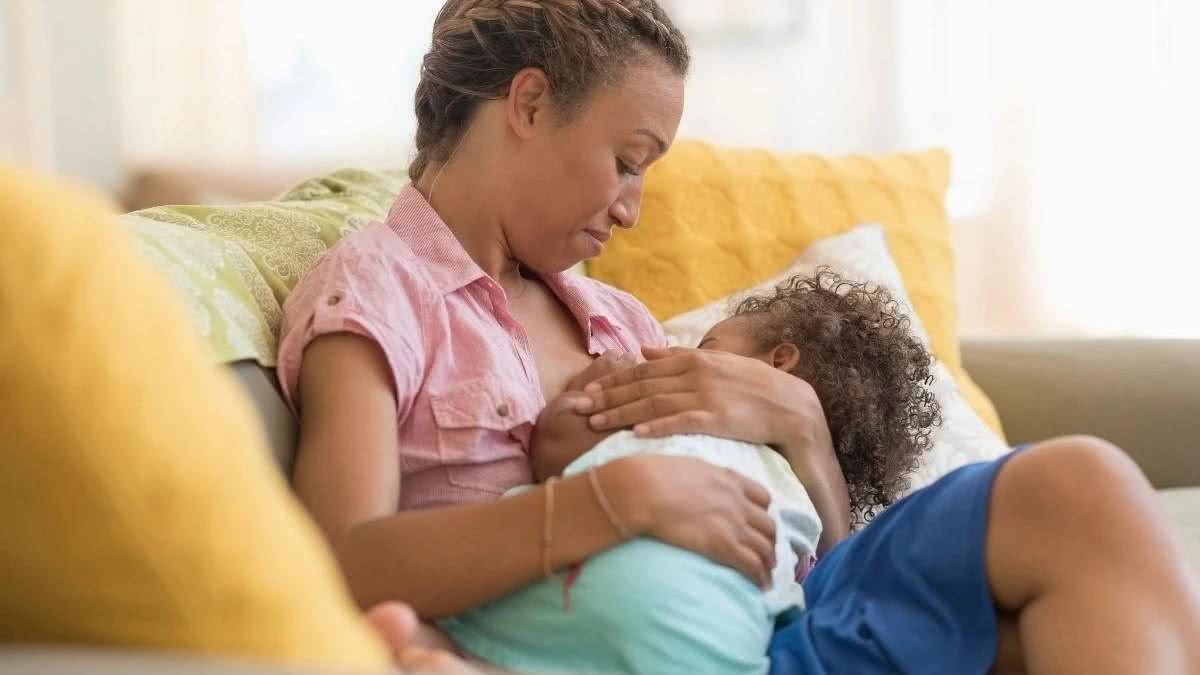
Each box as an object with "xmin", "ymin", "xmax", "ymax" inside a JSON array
[{"xmin": 986, "ymin": 437, "xmax": 1200, "ymax": 674}]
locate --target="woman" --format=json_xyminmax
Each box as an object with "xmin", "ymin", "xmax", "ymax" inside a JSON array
[{"xmin": 281, "ymin": 1, "xmax": 1200, "ymax": 673}]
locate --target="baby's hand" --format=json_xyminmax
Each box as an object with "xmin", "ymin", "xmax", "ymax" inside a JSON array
[
  {"xmin": 531, "ymin": 392, "xmax": 617, "ymax": 481},
  {"xmin": 564, "ymin": 350, "xmax": 639, "ymax": 392}
]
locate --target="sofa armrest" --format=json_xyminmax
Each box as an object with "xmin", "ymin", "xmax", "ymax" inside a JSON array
[
  {"xmin": 230, "ymin": 361, "xmax": 298, "ymax": 476},
  {"xmin": 962, "ymin": 339, "xmax": 1200, "ymax": 490}
]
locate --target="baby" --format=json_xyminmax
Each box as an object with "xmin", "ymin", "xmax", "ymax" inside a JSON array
[{"xmin": 439, "ymin": 269, "xmax": 943, "ymax": 675}]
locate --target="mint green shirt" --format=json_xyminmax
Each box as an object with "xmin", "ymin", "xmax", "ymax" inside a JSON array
[{"xmin": 440, "ymin": 432, "xmax": 821, "ymax": 674}]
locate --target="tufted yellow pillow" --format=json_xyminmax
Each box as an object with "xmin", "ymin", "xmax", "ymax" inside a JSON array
[
  {"xmin": 0, "ymin": 166, "xmax": 388, "ymax": 670},
  {"xmin": 588, "ymin": 141, "xmax": 1003, "ymax": 437}
]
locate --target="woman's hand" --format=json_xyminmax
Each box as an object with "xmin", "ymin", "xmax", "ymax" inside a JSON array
[
  {"xmin": 579, "ymin": 346, "xmax": 851, "ymax": 552},
  {"xmin": 576, "ymin": 346, "xmax": 810, "ymax": 444},
  {"xmin": 604, "ymin": 456, "xmax": 778, "ymax": 589},
  {"xmin": 564, "ymin": 349, "xmax": 639, "ymax": 392}
]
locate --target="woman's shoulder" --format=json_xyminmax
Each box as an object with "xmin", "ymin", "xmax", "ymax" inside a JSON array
[
  {"xmin": 292, "ymin": 223, "xmax": 435, "ymax": 301},
  {"xmin": 324, "ymin": 222, "xmax": 421, "ymax": 270}
]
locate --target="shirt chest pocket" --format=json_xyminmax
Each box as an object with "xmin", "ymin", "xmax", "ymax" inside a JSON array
[{"xmin": 428, "ymin": 379, "xmax": 538, "ymax": 493}]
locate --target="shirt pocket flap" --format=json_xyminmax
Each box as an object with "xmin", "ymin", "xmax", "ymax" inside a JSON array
[{"xmin": 429, "ymin": 380, "xmax": 537, "ymax": 431}]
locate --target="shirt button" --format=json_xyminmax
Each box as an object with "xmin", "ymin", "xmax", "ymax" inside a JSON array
[
  {"xmin": 326, "ymin": 294, "xmax": 342, "ymax": 306},
  {"xmin": 496, "ymin": 403, "xmax": 510, "ymax": 418}
]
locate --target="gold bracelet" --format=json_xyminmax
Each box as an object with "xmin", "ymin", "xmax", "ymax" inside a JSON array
[
  {"xmin": 588, "ymin": 467, "xmax": 632, "ymax": 540},
  {"xmin": 542, "ymin": 477, "xmax": 557, "ymax": 578}
]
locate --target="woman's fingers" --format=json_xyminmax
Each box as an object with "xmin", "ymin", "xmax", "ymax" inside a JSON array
[
  {"xmin": 740, "ymin": 475, "xmax": 773, "ymax": 510},
  {"xmin": 575, "ymin": 375, "xmax": 694, "ymax": 416},
  {"xmin": 584, "ymin": 393, "xmax": 698, "ymax": 431},
  {"xmin": 744, "ymin": 525, "xmax": 778, "ymax": 584},
  {"xmin": 567, "ymin": 350, "xmax": 632, "ymax": 391},
  {"xmin": 731, "ymin": 543, "xmax": 772, "ymax": 589},
  {"xmin": 628, "ymin": 410, "xmax": 715, "ymax": 438},
  {"xmin": 641, "ymin": 344, "xmax": 679, "ymax": 361},
  {"xmin": 584, "ymin": 350, "xmax": 694, "ymax": 393},
  {"xmin": 746, "ymin": 497, "xmax": 777, "ymax": 539}
]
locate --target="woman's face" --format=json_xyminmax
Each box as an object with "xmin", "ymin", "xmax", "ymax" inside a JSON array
[{"xmin": 501, "ymin": 60, "xmax": 685, "ymax": 274}]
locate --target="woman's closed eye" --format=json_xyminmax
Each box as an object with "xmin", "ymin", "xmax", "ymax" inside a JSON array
[{"xmin": 616, "ymin": 158, "xmax": 642, "ymax": 177}]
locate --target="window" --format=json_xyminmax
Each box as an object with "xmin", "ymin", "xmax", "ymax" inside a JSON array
[{"xmin": 240, "ymin": 0, "xmax": 444, "ymax": 165}]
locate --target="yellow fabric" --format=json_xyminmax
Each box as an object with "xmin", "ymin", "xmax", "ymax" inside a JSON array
[
  {"xmin": 588, "ymin": 141, "xmax": 1003, "ymax": 437},
  {"xmin": 0, "ymin": 166, "xmax": 388, "ymax": 670}
]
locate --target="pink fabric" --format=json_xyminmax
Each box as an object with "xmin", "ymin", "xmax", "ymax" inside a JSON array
[{"xmin": 277, "ymin": 186, "xmax": 667, "ymax": 510}]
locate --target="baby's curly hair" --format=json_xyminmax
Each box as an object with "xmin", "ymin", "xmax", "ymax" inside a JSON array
[{"xmin": 734, "ymin": 268, "xmax": 942, "ymax": 525}]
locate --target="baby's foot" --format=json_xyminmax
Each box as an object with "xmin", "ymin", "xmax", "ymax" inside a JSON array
[{"xmin": 365, "ymin": 602, "xmax": 476, "ymax": 673}]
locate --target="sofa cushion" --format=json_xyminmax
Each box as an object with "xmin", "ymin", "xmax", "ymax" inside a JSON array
[
  {"xmin": 586, "ymin": 141, "xmax": 1003, "ymax": 437},
  {"xmin": 0, "ymin": 166, "xmax": 387, "ymax": 669},
  {"xmin": 125, "ymin": 169, "xmax": 407, "ymax": 367}
]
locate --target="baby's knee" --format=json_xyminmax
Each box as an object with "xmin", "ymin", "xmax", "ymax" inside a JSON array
[
  {"xmin": 1027, "ymin": 435, "xmax": 1143, "ymax": 487},
  {"xmin": 1000, "ymin": 435, "xmax": 1151, "ymax": 522}
]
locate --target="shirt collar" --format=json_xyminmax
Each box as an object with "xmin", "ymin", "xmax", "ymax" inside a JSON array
[
  {"xmin": 384, "ymin": 185, "xmax": 488, "ymax": 296},
  {"xmin": 385, "ymin": 185, "xmax": 616, "ymax": 352},
  {"xmin": 541, "ymin": 271, "xmax": 615, "ymax": 347}
]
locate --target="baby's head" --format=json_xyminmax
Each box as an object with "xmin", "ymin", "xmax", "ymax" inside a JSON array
[{"xmin": 699, "ymin": 268, "xmax": 942, "ymax": 524}]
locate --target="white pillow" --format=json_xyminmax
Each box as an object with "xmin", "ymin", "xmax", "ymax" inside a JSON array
[{"xmin": 662, "ymin": 225, "xmax": 1010, "ymax": 493}]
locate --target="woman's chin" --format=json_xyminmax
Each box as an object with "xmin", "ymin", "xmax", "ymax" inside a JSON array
[
  {"xmin": 521, "ymin": 256, "xmax": 583, "ymax": 276},
  {"xmin": 519, "ymin": 246, "xmax": 593, "ymax": 274}
]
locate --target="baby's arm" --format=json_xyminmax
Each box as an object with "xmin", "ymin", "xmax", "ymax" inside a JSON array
[{"xmin": 531, "ymin": 392, "xmax": 619, "ymax": 482}]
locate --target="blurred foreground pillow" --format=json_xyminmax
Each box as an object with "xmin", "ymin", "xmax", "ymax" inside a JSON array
[{"xmin": 0, "ymin": 165, "xmax": 387, "ymax": 670}]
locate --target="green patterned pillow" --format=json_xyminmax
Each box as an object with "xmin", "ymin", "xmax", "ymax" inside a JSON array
[{"xmin": 125, "ymin": 168, "xmax": 407, "ymax": 366}]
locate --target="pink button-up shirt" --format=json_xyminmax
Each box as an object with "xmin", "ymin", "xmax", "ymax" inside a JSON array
[{"xmin": 278, "ymin": 186, "xmax": 666, "ymax": 510}]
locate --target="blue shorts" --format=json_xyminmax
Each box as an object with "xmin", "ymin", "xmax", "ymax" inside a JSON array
[{"xmin": 769, "ymin": 451, "xmax": 1022, "ymax": 675}]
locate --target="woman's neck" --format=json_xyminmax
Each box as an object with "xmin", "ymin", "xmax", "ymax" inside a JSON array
[{"xmin": 414, "ymin": 158, "xmax": 526, "ymax": 294}]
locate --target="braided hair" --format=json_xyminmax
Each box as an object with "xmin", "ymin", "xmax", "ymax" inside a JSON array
[{"xmin": 410, "ymin": 0, "xmax": 690, "ymax": 181}]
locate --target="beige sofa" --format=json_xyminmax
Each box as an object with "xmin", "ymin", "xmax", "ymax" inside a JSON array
[{"xmin": 964, "ymin": 339, "xmax": 1200, "ymax": 567}]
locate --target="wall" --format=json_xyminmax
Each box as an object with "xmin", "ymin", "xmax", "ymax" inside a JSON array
[
  {"xmin": 678, "ymin": 0, "xmax": 896, "ymax": 154},
  {"xmin": 1, "ymin": 0, "xmax": 123, "ymax": 190},
  {"xmin": 44, "ymin": 0, "xmax": 123, "ymax": 190}
]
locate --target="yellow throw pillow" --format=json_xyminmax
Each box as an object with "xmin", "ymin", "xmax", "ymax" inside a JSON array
[
  {"xmin": 0, "ymin": 166, "xmax": 388, "ymax": 670},
  {"xmin": 588, "ymin": 141, "xmax": 1003, "ymax": 437}
]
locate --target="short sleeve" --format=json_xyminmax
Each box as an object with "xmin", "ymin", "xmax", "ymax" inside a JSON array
[{"xmin": 276, "ymin": 233, "xmax": 427, "ymax": 420}]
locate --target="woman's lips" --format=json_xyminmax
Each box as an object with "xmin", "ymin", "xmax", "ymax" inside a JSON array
[{"xmin": 585, "ymin": 228, "xmax": 612, "ymax": 243}]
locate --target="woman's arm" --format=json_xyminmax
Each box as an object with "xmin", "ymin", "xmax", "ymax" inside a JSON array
[
  {"xmin": 577, "ymin": 346, "xmax": 851, "ymax": 554},
  {"xmin": 292, "ymin": 334, "xmax": 778, "ymax": 618}
]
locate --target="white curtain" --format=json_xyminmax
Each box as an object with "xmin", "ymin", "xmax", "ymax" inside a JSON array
[
  {"xmin": 897, "ymin": 0, "xmax": 1200, "ymax": 338},
  {"xmin": 114, "ymin": 0, "xmax": 257, "ymax": 168},
  {"xmin": 0, "ymin": 0, "xmax": 54, "ymax": 169}
]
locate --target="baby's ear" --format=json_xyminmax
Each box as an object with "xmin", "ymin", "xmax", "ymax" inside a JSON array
[{"xmin": 769, "ymin": 343, "xmax": 801, "ymax": 372}]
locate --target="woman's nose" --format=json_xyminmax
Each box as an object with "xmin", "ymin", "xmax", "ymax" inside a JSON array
[{"xmin": 611, "ymin": 190, "xmax": 641, "ymax": 230}]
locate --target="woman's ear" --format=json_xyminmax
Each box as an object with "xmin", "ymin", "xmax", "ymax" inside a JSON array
[
  {"xmin": 767, "ymin": 343, "xmax": 801, "ymax": 373},
  {"xmin": 506, "ymin": 67, "xmax": 552, "ymax": 139}
]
